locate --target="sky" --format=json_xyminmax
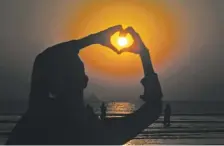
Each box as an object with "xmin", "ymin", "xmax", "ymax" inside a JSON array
[{"xmin": 0, "ymin": 0, "xmax": 223, "ymax": 102}]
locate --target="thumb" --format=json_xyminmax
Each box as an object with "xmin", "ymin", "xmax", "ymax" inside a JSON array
[
  {"xmin": 107, "ymin": 43, "xmax": 120, "ymax": 54},
  {"xmin": 106, "ymin": 25, "xmax": 123, "ymax": 36},
  {"xmin": 119, "ymin": 46, "xmax": 135, "ymax": 54}
]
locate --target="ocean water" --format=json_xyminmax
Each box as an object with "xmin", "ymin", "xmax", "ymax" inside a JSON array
[{"xmin": 1, "ymin": 101, "xmax": 224, "ymax": 145}]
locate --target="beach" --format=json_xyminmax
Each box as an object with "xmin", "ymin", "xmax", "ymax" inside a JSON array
[{"xmin": 1, "ymin": 101, "xmax": 224, "ymax": 145}]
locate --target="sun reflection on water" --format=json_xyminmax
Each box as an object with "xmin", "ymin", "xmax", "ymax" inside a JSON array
[
  {"xmin": 107, "ymin": 102, "xmax": 135, "ymax": 115},
  {"xmin": 124, "ymin": 139, "xmax": 162, "ymax": 145}
]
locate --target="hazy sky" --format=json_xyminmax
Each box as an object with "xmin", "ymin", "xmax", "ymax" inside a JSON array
[{"xmin": 0, "ymin": 0, "xmax": 223, "ymax": 102}]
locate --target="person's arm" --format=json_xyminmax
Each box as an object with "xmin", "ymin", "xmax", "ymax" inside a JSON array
[
  {"xmin": 46, "ymin": 25, "xmax": 123, "ymax": 54},
  {"xmin": 139, "ymin": 48, "xmax": 162, "ymax": 102},
  {"xmin": 98, "ymin": 47, "xmax": 162, "ymax": 145},
  {"xmin": 59, "ymin": 34, "xmax": 96, "ymax": 51},
  {"xmin": 94, "ymin": 26, "xmax": 163, "ymax": 144},
  {"xmin": 140, "ymin": 48, "xmax": 154, "ymax": 75}
]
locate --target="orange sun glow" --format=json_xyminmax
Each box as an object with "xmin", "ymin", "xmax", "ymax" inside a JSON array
[{"xmin": 64, "ymin": 0, "xmax": 179, "ymax": 79}]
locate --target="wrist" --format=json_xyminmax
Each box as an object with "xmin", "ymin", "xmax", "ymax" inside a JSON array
[
  {"xmin": 139, "ymin": 47, "xmax": 149, "ymax": 56},
  {"xmin": 139, "ymin": 48, "xmax": 151, "ymax": 62},
  {"xmin": 88, "ymin": 33, "xmax": 98, "ymax": 45},
  {"xmin": 78, "ymin": 34, "xmax": 96, "ymax": 48}
]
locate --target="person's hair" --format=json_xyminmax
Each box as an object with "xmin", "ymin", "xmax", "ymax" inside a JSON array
[{"xmin": 29, "ymin": 48, "xmax": 86, "ymax": 107}]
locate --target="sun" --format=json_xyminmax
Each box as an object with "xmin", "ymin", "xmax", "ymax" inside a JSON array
[
  {"xmin": 65, "ymin": 0, "xmax": 179, "ymax": 78},
  {"xmin": 117, "ymin": 37, "xmax": 128, "ymax": 47},
  {"xmin": 110, "ymin": 32, "xmax": 134, "ymax": 51}
]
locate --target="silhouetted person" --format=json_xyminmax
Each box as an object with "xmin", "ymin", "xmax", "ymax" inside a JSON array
[
  {"xmin": 164, "ymin": 104, "xmax": 171, "ymax": 127},
  {"xmin": 6, "ymin": 25, "xmax": 162, "ymax": 145},
  {"xmin": 100, "ymin": 102, "xmax": 107, "ymax": 120}
]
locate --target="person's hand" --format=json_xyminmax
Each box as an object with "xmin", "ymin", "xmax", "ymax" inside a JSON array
[
  {"xmin": 92, "ymin": 25, "xmax": 123, "ymax": 54},
  {"xmin": 119, "ymin": 27, "xmax": 147, "ymax": 54}
]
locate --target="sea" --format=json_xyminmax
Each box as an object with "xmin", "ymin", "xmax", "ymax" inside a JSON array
[{"xmin": 0, "ymin": 101, "xmax": 224, "ymax": 145}]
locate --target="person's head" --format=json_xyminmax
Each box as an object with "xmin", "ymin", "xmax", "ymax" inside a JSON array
[{"xmin": 30, "ymin": 46, "xmax": 88, "ymax": 101}]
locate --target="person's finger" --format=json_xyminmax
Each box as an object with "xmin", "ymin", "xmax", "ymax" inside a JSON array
[
  {"xmin": 107, "ymin": 43, "xmax": 120, "ymax": 54},
  {"xmin": 119, "ymin": 46, "xmax": 134, "ymax": 54},
  {"xmin": 106, "ymin": 25, "xmax": 123, "ymax": 35},
  {"xmin": 124, "ymin": 27, "xmax": 145, "ymax": 49},
  {"xmin": 124, "ymin": 27, "xmax": 139, "ymax": 38}
]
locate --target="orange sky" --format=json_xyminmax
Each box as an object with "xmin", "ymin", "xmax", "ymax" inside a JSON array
[
  {"xmin": 0, "ymin": 0, "xmax": 223, "ymax": 101},
  {"xmin": 64, "ymin": 0, "xmax": 180, "ymax": 79}
]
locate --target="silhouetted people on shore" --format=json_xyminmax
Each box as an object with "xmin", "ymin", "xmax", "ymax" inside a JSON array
[
  {"xmin": 100, "ymin": 102, "xmax": 107, "ymax": 120},
  {"xmin": 164, "ymin": 104, "xmax": 171, "ymax": 127},
  {"xmin": 6, "ymin": 25, "xmax": 162, "ymax": 145}
]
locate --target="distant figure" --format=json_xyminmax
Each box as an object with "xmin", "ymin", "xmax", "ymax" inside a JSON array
[
  {"xmin": 6, "ymin": 25, "xmax": 162, "ymax": 145},
  {"xmin": 100, "ymin": 102, "xmax": 107, "ymax": 120},
  {"xmin": 164, "ymin": 104, "xmax": 171, "ymax": 127}
]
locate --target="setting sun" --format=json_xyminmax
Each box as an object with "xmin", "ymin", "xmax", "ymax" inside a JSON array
[
  {"xmin": 65, "ymin": 0, "xmax": 179, "ymax": 78},
  {"xmin": 117, "ymin": 37, "xmax": 128, "ymax": 47},
  {"xmin": 110, "ymin": 32, "xmax": 134, "ymax": 51}
]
